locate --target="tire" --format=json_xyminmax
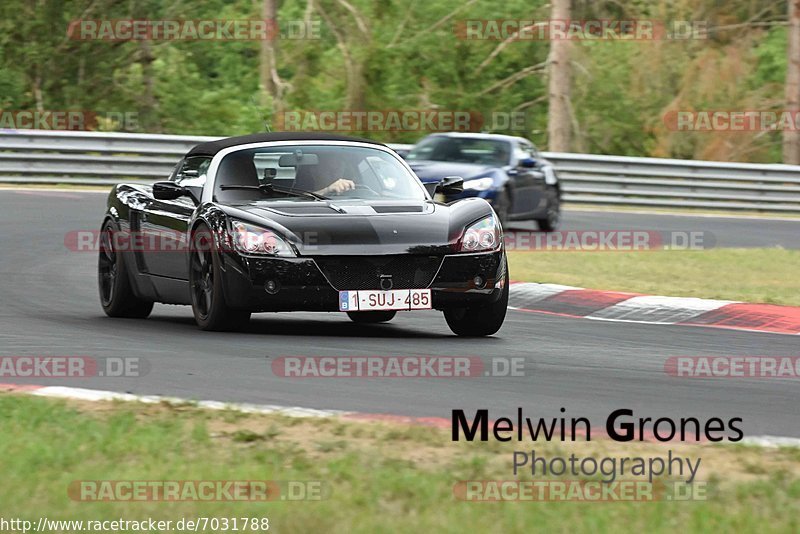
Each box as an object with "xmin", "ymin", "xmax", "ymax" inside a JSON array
[
  {"xmin": 189, "ymin": 225, "xmax": 251, "ymax": 331},
  {"xmin": 535, "ymin": 186, "xmax": 560, "ymax": 232},
  {"xmin": 347, "ymin": 311, "xmax": 397, "ymax": 323},
  {"xmin": 98, "ymin": 220, "xmax": 154, "ymax": 318},
  {"xmin": 443, "ymin": 266, "xmax": 509, "ymax": 337},
  {"xmin": 493, "ymin": 188, "xmax": 511, "ymax": 228}
]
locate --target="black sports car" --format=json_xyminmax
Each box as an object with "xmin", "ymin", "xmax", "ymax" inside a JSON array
[{"xmin": 98, "ymin": 132, "xmax": 508, "ymax": 336}]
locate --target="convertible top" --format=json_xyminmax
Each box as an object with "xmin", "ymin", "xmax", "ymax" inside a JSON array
[{"xmin": 186, "ymin": 132, "xmax": 386, "ymax": 157}]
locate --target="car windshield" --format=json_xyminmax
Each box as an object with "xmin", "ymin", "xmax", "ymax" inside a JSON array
[
  {"xmin": 214, "ymin": 145, "xmax": 426, "ymax": 203},
  {"xmin": 406, "ymin": 137, "xmax": 511, "ymax": 166}
]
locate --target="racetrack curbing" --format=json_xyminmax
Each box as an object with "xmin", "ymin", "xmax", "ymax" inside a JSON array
[{"xmin": 509, "ymin": 282, "xmax": 800, "ymax": 335}]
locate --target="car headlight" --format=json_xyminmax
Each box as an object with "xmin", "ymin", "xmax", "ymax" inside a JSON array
[
  {"xmin": 231, "ymin": 220, "xmax": 296, "ymax": 257},
  {"xmin": 459, "ymin": 214, "xmax": 501, "ymax": 252},
  {"xmin": 462, "ymin": 177, "xmax": 494, "ymax": 191}
]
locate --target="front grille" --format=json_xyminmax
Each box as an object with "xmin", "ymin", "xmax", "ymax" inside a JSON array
[{"xmin": 314, "ymin": 255, "xmax": 443, "ymax": 290}]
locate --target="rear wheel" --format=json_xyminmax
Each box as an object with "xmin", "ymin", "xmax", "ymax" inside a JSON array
[
  {"xmin": 444, "ymin": 267, "xmax": 509, "ymax": 337},
  {"xmin": 347, "ymin": 311, "xmax": 397, "ymax": 323},
  {"xmin": 189, "ymin": 225, "xmax": 251, "ymax": 331},
  {"xmin": 98, "ymin": 220, "xmax": 154, "ymax": 318},
  {"xmin": 535, "ymin": 186, "xmax": 560, "ymax": 232},
  {"xmin": 493, "ymin": 188, "xmax": 511, "ymax": 228}
]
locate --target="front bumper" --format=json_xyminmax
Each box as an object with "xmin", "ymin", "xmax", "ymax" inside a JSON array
[{"xmin": 219, "ymin": 249, "xmax": 506, "ymax": 312}]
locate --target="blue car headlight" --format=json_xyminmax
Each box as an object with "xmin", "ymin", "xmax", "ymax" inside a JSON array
[
  {"xmin": 462, "ymin": 177, "xmax": 494, "ymax": 191},
  {"xmin": 231, "ymin": 220, "xmax": 296, "ymax": 257},
  {"xmin": 459, "ymin": 214, "xmax": 501, "ymax": 252}
]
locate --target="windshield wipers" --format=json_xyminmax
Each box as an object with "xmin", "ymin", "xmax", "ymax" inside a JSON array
[{"xmin": 219, "ymin": 184, "xmax": 328, "ymax": 201}]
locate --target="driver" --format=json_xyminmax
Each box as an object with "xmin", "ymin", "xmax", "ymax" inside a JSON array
[
  {"xmin": 312, "ymin": 153, "xmax": 356, "ymax": 196},
  {"xmin": 317, "ymin": 177, "xmax": 355, "ymax": 196}
]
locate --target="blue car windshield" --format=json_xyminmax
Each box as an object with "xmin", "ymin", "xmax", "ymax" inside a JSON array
[{"xmin": 407, "ymin": 137, "xmax": 511, "ymax": 166}]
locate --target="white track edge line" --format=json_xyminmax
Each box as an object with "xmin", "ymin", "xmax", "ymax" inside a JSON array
[
  {"xmin": 30, "ymin": 385, "xmax": 349, "ymax": 418},
  {"xmin": 16, "ymin": 385, "xmax": 800, "ymax": 448}
]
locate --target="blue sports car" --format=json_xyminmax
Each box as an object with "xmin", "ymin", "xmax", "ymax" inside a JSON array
[{"xmin": 405, "ymin": 133, "xmax": 561, "ymax": 230}]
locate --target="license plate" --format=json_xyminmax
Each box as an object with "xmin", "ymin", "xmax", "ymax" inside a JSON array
[{"xmin": 339, "ymin": 289, "xmax": 431, "ymax": 312}]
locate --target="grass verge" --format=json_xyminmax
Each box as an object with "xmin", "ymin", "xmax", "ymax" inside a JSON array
[
  {"xmin": 508, "ymin": 248, "xmax": 800, "ymax": 306},
  {"xmin": 1, "ymin": 393, "xmax": 799, "ymax": 532}
]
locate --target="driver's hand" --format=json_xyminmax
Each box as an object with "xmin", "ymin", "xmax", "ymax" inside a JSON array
[{"xmin": 319, "ymin": 178, "xmax": 355, "ymax": 195}]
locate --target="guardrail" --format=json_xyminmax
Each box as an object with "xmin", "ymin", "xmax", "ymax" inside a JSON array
[
  {"xmin": 2, "ymin": 130, "xmax": 800, "ymax": 213},
  {"xmin": 543, "ymin": 152, "xmax": 800, "ymax": 213}
]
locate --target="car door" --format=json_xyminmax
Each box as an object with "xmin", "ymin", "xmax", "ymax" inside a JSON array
[
  {"xmin": 140, "ymin": 156, "xmax": 210, "ymax": 279},
  {"xmin": 508, "ymin": 141, "xmax": 544, "ymax": 216}
]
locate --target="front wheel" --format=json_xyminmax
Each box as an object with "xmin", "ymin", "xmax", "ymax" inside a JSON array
[
  {"xmin": 443, "ymin": 267, "xmax": 509, "ymax": 337},
  {"xmin": 347, "ymin": 311, "xmax": 396, "ymax": 323},
  {"xmin": 98, "ymin": 220, "xmax": 154, "ymax": 318},
  {"xmin": 189, "ymin": 225, "xmax": 251, "ymax": 331}
]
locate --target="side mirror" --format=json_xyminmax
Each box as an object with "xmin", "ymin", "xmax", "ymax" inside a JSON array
[
  {"xmin": 519, "ymin": 157, "xmax": 537, "ymax": 168},
  {"xmin": 436, "ymin": 176, "xmax": 464, "ymax": 195},
  {"xmin": 152, "ymin": 181, "xmax": 186, "ymax": 200}
]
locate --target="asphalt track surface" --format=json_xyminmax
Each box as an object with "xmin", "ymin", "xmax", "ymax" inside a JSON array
[{"xmin": 1, "ymin": 189, "xmax": 798, "ymax": 438}]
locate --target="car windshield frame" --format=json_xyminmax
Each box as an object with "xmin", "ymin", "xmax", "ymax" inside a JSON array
[
  {"xmin": 203, "ymin": 141, "xmax": 429, "ymax": 204},
  {"xmin": 406, "ymin": 136, "xmax": 513, "ymax": 166}
]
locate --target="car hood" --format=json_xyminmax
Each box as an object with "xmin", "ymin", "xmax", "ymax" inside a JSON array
[
  {"xmin": 216, "ymin": 198, "xmax": 493, "ymax": 256},
  {"xmin": 407, "ymin": 161, "xmax": 500, "ymax": 183}
]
